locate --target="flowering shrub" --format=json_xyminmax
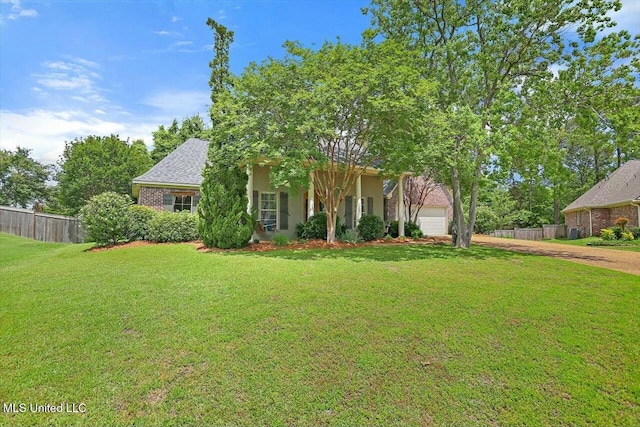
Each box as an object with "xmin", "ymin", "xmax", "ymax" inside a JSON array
[{"xmin": 613, "ymin": 216, "xmax": 629, "ymax": 231}]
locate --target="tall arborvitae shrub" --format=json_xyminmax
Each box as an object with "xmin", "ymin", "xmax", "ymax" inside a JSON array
[{"xmin": 197, "ymin": 148, "xmax": 254, "ymax": 249}]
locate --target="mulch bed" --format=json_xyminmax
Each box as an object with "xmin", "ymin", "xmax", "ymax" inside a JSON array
[{"xmin": 88, "ymin": 236, "xmax": 451, "ymax": 253}]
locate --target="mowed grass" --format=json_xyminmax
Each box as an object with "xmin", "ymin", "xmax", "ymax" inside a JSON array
[
  {"xmin": 547, "ymin": 237, "xmax": 640, "ymax": 252},
  {"xmin": 0, "ymin": 233, "xmax": 638, "ymax": 426}
]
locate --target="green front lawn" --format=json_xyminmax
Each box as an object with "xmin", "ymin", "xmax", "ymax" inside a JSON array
[
  {"xmin": 547, "ymin": 237, "xmax": 640, "ymax": 251},
  {"xmin": 1, "ymin": 233, "xmax": 638, "ymax": 425}
]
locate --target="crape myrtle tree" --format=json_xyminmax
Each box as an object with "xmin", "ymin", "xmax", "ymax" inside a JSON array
[
  {"xmin": 197, "ymin": 18, "xmax": 254, "ymax": 248},
  {"xmin": 213, "ymin": 39, "xmax": 436, "ymax": 243},
  {"xmin": 365, "ymin": 0, "xmax": 624, "ymax": 248}
]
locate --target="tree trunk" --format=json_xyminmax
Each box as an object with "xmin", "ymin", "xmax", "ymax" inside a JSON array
[
  {"xmin": 451, "ymin": 166, "xmax": 466, "ymax": 248},
  {"xmin": 326, "ymin": 198, "xmax": 337, "ymax": 243},
  {"xmin": 463, "ymin": 156, "xmax": 482, "ymax": 248}
]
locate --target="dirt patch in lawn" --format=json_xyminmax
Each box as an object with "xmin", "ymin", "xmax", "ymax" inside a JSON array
[{"xmin": 472, "ymin": 234, "xmax": 640, "ymax": 276}]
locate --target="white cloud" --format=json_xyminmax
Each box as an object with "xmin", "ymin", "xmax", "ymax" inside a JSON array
[
  {"xmin": 171, "ymin": 16, "xmax": 180, "ymax": 23},
  {"xmin": 217, "ymin": 9, "xmax": 227, "ymax": 20},
  {"xmin": 94, "ymin": 109, "xmax": 106, "ymax": 115},
  {"xmin": 142, "ymin": 89, "xmax": 210, "ymax": 115},
  {"xmin": 171, "ymin": 40, "xmax": 193, "ymax": 47},
  {"xmin": 32, "ymin": 58, "xmax": 106, "ymax": 105},
  {"xmin": 1, "ymin": 0, "xmax": 37, "ymax": 21},
  {"xmin": 0, "ymin": 109, "xmax": 161, "ymax": 164}
]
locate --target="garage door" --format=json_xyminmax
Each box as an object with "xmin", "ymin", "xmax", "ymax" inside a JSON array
[{"xmin": 416, "ymin": 206, "xmax": 447, "ymax": 236}]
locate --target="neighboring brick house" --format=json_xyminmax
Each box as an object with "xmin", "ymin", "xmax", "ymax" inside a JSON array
[
  {"xmin": 562, "ymin": 159, "xmax": 640, "ymax": 237},
  {"xmin": 384, "ymin": 177, "xmax": 453, "ymax": 236},
  {"xmin": 132, "ymin": 138, "xmax": 209, "ymax": 213},
  {"xmin": 133, "ymin": 138, "xmax": 392, "ymax": 240}
]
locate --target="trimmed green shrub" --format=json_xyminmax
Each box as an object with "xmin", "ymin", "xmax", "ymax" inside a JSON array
[
  {"xmin": 79, "ymin": 191, "xmax": 133, "ymax": 246},
  {"xmin": 388, "ymin": 220, "xmax": 421, "ymax": 238},
  {"xmin": 357, "ymin": 214, "xmax": 384, "ymax": 241},
  {"xmin": 148, "ymin": 211, "xmax": 199, "ymax": 243},
  {"xmin": 272, "ymin": 234, "xmax": 290, "ymax": 247},
  {"xmin": 129, "ymin": 205, "xmax": 158, "ymax": 241},
  {"xmin": 412, "ymin": 229, "xmax": 423, "ymax": 239},
  {"xmin": 629, "ymin": 227, "xmax": 640, "ymax": 239},
  {"xmin": 600, "ymin": 228, "xmax": 616, "ymax": 241},
  {"xmin": 297, "ymin": 213, "xmax": 343, "ymax": 240},
  {"xmin": 197, "ymin": 148, "xmax": 254, "ymax": 249}
]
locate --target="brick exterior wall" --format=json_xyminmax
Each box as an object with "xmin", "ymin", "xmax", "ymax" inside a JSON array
[
  {"xmin": 565, "ymin": 204, "xmax": 639, "ymax": 236},
  {"xmin": 138, "ymin": 186, "xmax": 200, "ymax": 211},
  {"xmin": 610, "ymin": 205, "xmax": 639, "ymax": 228},
  {"xmin": 564, "ymin": 211, "xmax": 589, "ymax": 237}
]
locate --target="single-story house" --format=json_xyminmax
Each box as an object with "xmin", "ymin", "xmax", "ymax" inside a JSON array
[
  {"xmin": 132, "ymin": 138, "xmax": 400, "ymax": 240},
  {"xmin": 383, "ymin": 177, "xmax": 453, "ymax": 236},
  {"xmin": 562, "ymin": 159, "xmax": 640, "ymax": 237}
]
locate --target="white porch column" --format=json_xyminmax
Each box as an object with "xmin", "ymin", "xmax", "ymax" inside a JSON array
[
  {"xmin": 308, "ymin": 172, "xmax": 315, "ymax": 219},
  {"xmin": 398, "ymin": 175, "xmax": 405, "ymax": 237},
  {"xmin": 356, "ymin": 175, "xmax": 362, "ymax": 226},
  {"xmin": 246, "ymin": 164, "xmax": 253, "ymax": 215}
]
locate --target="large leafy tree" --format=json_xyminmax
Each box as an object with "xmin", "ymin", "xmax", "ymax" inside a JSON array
[
  {"xmin": 365, "ymin": 0, "xmax": 622, "ymax": 247},
  {"xmin": 0, "ymin": 147, "xmax": 51, "ymax": 208},
  {"xmin": 214, "ymin": 39, "xmax": 436, "ymax": 243},
  {"xmin": 57, "ymin": 135, "xmax": 153, "ymax": 214},
  {"xmin": 151, "ymin": 114, "xmax": 210, "ymax": 164}
]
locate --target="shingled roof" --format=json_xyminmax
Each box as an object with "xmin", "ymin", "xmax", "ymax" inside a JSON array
[
  {"xmin": 133, "ymin": 138, "xmax": 210, "ymax": 186},
  {"xmin": 563, "ymin": 159, "xmax": 640, "ymax": 212}
]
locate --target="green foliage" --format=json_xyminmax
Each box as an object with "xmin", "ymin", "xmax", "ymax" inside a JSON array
[
  {"xmin": 296, "ymin": 212, "xmax": 343, "ymax": 240},
  {"xmin": 412, "ymin": 229, "xmax": 423, "ymax": 239},
  {"xmin": 384, "ymin": 234, "xmax": 394, "ymax": 241},
  {"xmin": 151, "ymin": 115, "xmax": 210, "ymax": 164},
  {"xmin": 341, "ymin": 229, "xmax": 363, "ymax": 244},
  {"xmin": 272, "ymin": 234, "xmax": 290, "ymax": 247},
  {"xmin": 57, "ymin": 135, "xmax": 152, "ymax": 215},
  {"xmin": 197, "ymin": 150, "xmax": 253, "ymax": 249},
  {"xmin": 630, "ymin": 227, "xmax": 640, "ymax": 239},
  {"xmin": 0, "ymin": 147, "xmax": 51, "ymax": 208},
  {"xmin": 148, "ymin": 211, "xmax": 199, "ymax": 243},
  {"xmin": 129, "ymin": 205, "xmax": 158, "ymax": 241},
  {"xmin": 474, "ymin": 205, "xmax": 500, "ymax": 234},
  {"xmin": 610, "ymin": 226, "xmax": 623, "ymax": 240},
  {"xmin": 621, "ymin": 231, "xmax": 635, "ymax": 241},
  {"xmin": 356, "ymin": 214, "xmax": 384, "ymax": 241},
  {"xmin": 388, "ymin": 220, "xmax": 421, "ymax": 238},
  {"xmin": 600, "ymin": 228, "xmax": 616, "ymax": 241},
  {"xmin": 79, "ymin": 191, "xmax": 133, "ymax": 246}
]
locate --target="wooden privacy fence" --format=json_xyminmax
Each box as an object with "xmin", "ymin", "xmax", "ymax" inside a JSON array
[
  {"xmin": 543, "ymin": 224, "xmax": 567, "ymax": 239},
  {"xmin": 490, "ymin": 228, "xmax": 544, "ymax": 241},
  {"xmin": 0, "ymin": 206, "xmax": 85, "ymax": 243}
]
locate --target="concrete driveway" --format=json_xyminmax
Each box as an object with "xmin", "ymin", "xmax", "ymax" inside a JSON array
[{"xmin": 471, "ymin": 235, "xmax": 640, "ymax": 276}]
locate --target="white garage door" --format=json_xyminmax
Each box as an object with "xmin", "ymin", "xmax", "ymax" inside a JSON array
[{"xmin": 416, "ymin": 206, "xmax": 447, "ymax": 236}]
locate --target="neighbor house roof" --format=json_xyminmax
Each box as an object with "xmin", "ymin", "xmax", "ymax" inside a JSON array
[
  {"xmin": 133, "ymin": 138, "xmax": 210, "ymax": 187},
  {"xmin": 562, "ymin": 159, "xmax": 640, "ymax": 212}
]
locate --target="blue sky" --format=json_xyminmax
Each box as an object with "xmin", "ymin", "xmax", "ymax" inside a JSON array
[{"xmin": 1, "ymin": 0, "xmax": 638, "ymax": 166}]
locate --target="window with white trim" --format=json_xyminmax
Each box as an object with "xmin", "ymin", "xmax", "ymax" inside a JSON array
[
  {"xmin": 174, "ymin": 195, "xmax": 192, "ymax": 212},
  {"xmin": 260, "ymin": 192, "xmax": 277, "ymax": 231}
]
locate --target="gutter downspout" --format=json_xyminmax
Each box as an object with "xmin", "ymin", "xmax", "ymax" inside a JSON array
[{"xmin": 588, "ymin": 209, "xmax": 593, "ymax": 237}]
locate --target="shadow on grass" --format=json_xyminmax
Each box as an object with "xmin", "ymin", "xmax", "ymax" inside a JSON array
[{"xmin": 218, "ymin": 243, "xmax": 525, "ymax": 263}]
